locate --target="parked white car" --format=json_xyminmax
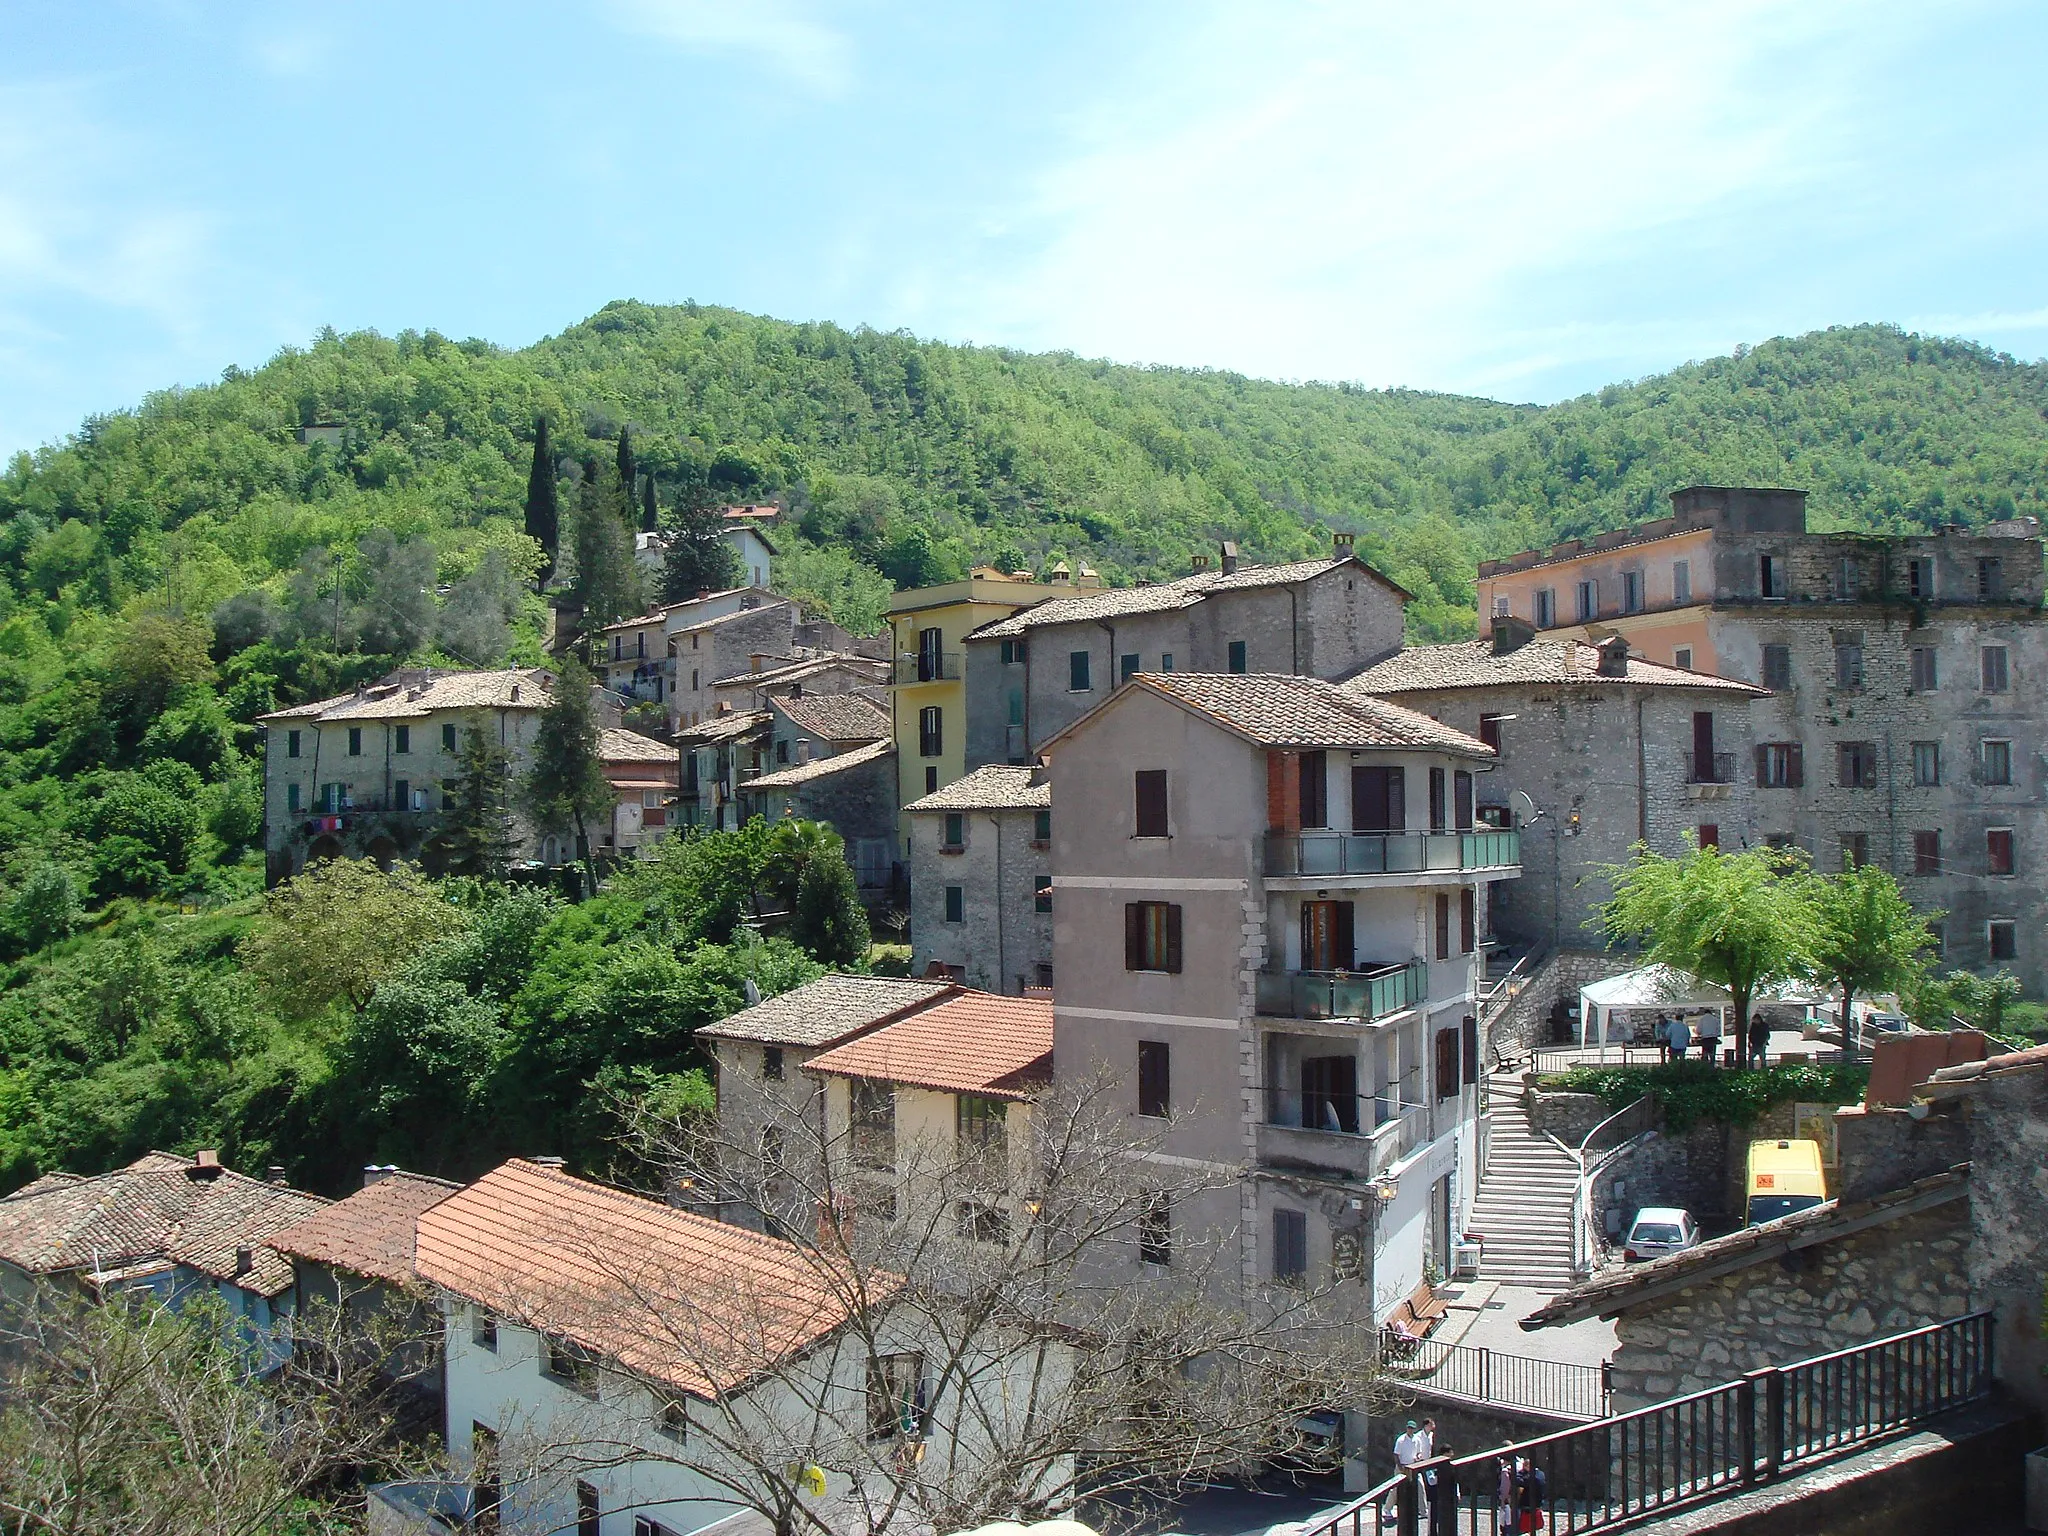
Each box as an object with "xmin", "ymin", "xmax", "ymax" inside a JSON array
[{"xmin": 1623, "ymin": 1207, "xmax": 1701, "ymax": 1262}]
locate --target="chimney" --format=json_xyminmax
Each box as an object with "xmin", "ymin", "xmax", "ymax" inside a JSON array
[
  {"xmin": 362, "ymin": 1164, "xmax": 397, "ymax": 1188},
  {"xmin": 1332, "ymin": 531, "xmax": 1355, "ymax": 559},
  {"xmin": 186, "ymin": 1150, "xmax": 223, "ymax": 1182},
  {"xmin": 1596, "ymin": 635, "xmax": 1631, "ymax": 677},
  {"xmin": 1492, "ymin": 615, "xmax": 1537, "ymax": 656},
  {"xmin": 1190, "ymin": 553, "xmax": 1211, "ymax": 573},
  {"xmin": 266, "ymin": 1165, "xmax": 287, "ymax": 1185},
  {"xmin": 234, "ymin": 1247, "xmax": 254, "ymax": 1277},
  {"xmin": 529, "ymin": 1155, "xmax": 566, "ymax": 1168},
  {"xmin": 1219, "ymin": 540, "xmax": 1239, "ymax": 576},
  {"xmin": 696, "ymin": 588, "xmax": 711, "ymax": 601}
]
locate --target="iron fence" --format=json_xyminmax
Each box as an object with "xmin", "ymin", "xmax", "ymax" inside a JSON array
[
  {"xmin": 1302, "ymin": 1311, "xmax": 1993, "ymax": 1536},
  {"xmin": 1382, "ymin": 1337, "xmax": 1610, "ymax": 1421}
]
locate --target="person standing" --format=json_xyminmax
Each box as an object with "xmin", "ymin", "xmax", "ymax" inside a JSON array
[
  {"xmin": 1392, "ymin": 1417, "xmax": 1429, "ymax": 1525},
  {"xmin": 1655, "ymin": 1012, "xmax": 1672, "ymax": 1063},
  {"xmin": 1426, "ymin": 1444, "xmax": 1459, "ymax": 1536},
  {"xmin": 1748, "ymin": 1012, "xmax": 1770, "ymax": 1069},
  {"xmin": 1513, "ymin": 1455, "xmax": 1549, "ymax": 1532},
  {"xmin": 1696, "ymin": 1009, "xmax": 1723, "ymax": 1067},
  {"xmin": 1665, "ymin": 1013, "xmax": 1690, "ymax": 1063}
]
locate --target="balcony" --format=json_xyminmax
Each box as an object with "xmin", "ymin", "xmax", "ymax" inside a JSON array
[
  {"xmin": 1264, "ymin": 829, "xmax": 1520, "ymax": 879},
  {"xmin": 894, "ymin": 652, "xmax": 962, "ymax": 685},
  {"xmin": 1255, "ymin": 960, "xmax": 1426, "ymax": 1023},
  {"xmin": 1256, "ymin": 1092, "xmax": 1430, "ymax": 1179},
  {"xmin": 1686, "ymin": 752, "xmax": 1736, "ymax": 786}
]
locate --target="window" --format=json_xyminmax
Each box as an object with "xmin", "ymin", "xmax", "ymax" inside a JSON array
[
  {"xmin": 1622, "ymin": 570, "xmax": 1643, "ymax": 613},
  {"xmin": 762, "ymin": 1046, "xmax": 783, "ymax": 1081},
  {"xmin": 851, "ymin": 1081, "xmax": 895, "ymax": 1171},
  {"xmin": 395, "ymin": 724, "xmax": 411, "ymax": 755},
  {"xmin": 1840, "ymin": 832, "xmax": 1869, "ymax": 871},
  {"xmin": 347, "ymin": 726, "xmax": 362, "ymax": 756},
  {"xmin": 1981, "ymin": 739, "xmax": 2013, "ymax": 786},
  {"xmin": 474, "ymin": 1425, "xmax": 501, "ymax": 1536},
  {"xmin": 1454, "ymin": 769, "xmax": 1474, "ymax": 830},
  {"xmin": 472, "ymin": 1309, "xmax": 497, "ymax": 1351},
  {"xmin": 1133, "ymin": 770, "xmax": 1169, "ymax": 837},
  {"xmin": 1298, "ymin": 751, "xmax": 1328, "ymax": 828},
  {"xmin": 1033, "ymin": 808, "xmax": 1051, "ymax": 843},
  {"xmin": 1492, "ymin": 594, "xmax": 1511, "ymax": 618},
  {"xmin": 1912, "ymin": 741, "xmax": 1941, "ymax": 786},
  {"xmin": 1300, "ymin": 900, "xmax": 1355, "ymax": 971},
  {"xmin": 957, "ymin": 1198, "xmax": 1010, "ymax": 1245},
  {"xmin": 287, "ymin": 729, "xmax": 301, "ymax": 758},
  {"xmin": 1273, "ymin": 1208, "xmax": 1307, "ymax": 1285},
  {"xmin": 916, "ymin": 627, "xmax": 944, "ymax": 681},
  {"xmin": 1138, "ymin": 1196, "xmax": 1172, "ymax": 1267},
  {"xmin": 1672, "ymin": 560, "xmax": 1691, "ymax": 604},
  {"xmin": 578, "ymin": 1481, "xmax": 601, "ymax": 1536},
  {"xmin": 1434, "ymin": 1027, "xmax": 1461, "ymax": 1102},
  {"xmin": 867, "ymin": 1353, "xmax": 925, "ymax": 1441},
  {"xmin": 942, "ymin": 812, "xmax": 965, "ymax": 850},
  {"xmin": 1459, "ymin": 888, "xmax": 1475, "ymax": 954},
  {"xmin": 1353, "ymin": 765, "xmax": 1407, "ymax": 832},
  {"xmin": 1125, "ymin": 903, "xmax": 1183, "ymax": 973},
  {"xmin": 1478, "ymin": 714, "xmax": 1503, "ymax": 753},
  {"xmin": 1834, "ymin": 557, "xmax": 1859, "ymax": 600},
  {"xmin": 1535, "ymin": 588, "xmax": 1556, "ymax": 628},
  {"xmin": 1910, "ymin": 646, "xmax": 1938, "ymax": 692},
  {"xmin": 1034, "ymin": 875, "xmax": 1053, "ymax": 913},
  {"xmin": 1760, "ymin": 553, "xmax": 1784, "ymax": 597},
  {"xmin": 1837, "ymin": 742, "xmax": 1877, "ymax": 789},
  {"xmin": 1833, "ymin": 633, "xmax": 1864, "ymax": 689},
  {"xmin": 1673, "ymin": 647, "xmax": 1693, "ymax": 671},
  {"xmin": 1000, "ymin": 638, "xmax": 1026, "ymax": 665},
  {"xmin": 395, "ymin": 778, "xmax": 410, "ymax": 810},
  {"xmin": 1575, "ymin": 580, "xmax": 1597, "ymax": 621},
  {"xmin": 656, "ymin": 1397, "xmax": 688, "ymax": 1440},
  {"xmin": 1434, "ymin": 893, "xmax": 1451, "ymax": 961},
  {"xmin": 1907, "ymin": 556, "xmax": 1935, "ymax": 599},
  {"xmin": 1913, "ymin": 831, "xmax": 1942, "ymax": 875},
  {"xmin": 543, "ymin": 1335, "xmax": 601, "ymax": 1394},
  {"xmin": 1754, "ymin": 743, "xmax": 1803, "ymax": 789},
  {"xmin": 1119, "ymin": 652, "xmax": 1140, "ymax": 683},
  {"xmin": 1981, "ymin": 645, "xmax": 2010, "ymax": 693},
  {"xmin": 1978, "ymin": 557, "xmax": 2003, "ymax": 600},
  {"xmin": 1068, "ymin": 650, "xmax": 1091, "ymax": 691},
  {"xmin": 1988, "ymin": 829, "xmax": 2016, "ymax": 877},
  {"xmin": 1137, "ymin": 1041, "xmax": 1170, "ymax": 1118},
  {"xmin": 1160, "ymin": 651, "xmax": 1175, "ymax": 672},
  {"xmin": 957, "ymin": 1094, "xmax": 1007, "ymax": 1168},
  {"xmin": 1989, "ymin": 921, "xmax": 2018, "ymax": 962},
  {"xmin": 1428, "ymin": 767, "xmax": 1447, "ymax": 831},
  {"xmin": 1227, "ymin": 640, "xmax": 1248, "ymax": 674},
  {"xmin": 287, "ymin": 782, "xmax": 301, "ymax": 813},
  {"xmin": 691, "ymin": 670, "xmax": 699, "ymax": 690},
  {"xmin": 919, "ymin": 706, "xmax": 943, "ymax": 757},
  {"xmin": 442, "ymin": 722, "xmax": 458, "ymax": 752},
  {"xmin": 1695, "ymin": 822, "xmax": 1720, "ymax": 850},
  {"xmin": 944, "ymin": 885, "xmax": 964, "ymax": 923},
  {"xmin": 925, "ymin": 766, "xmax": 939, "ymax": 794},
  {"xmin": 1006, "ymin": 688, "xmax": 1024, "ymax": 726},
  {"xmin": 1762, "ymin": 644, "xmax": 1792, "ymax": 690},
  {"xmin": 776, "ymin": 740, "xmax": 790, "ymax": 765}
]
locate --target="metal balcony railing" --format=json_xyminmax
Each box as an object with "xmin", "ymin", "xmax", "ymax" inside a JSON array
[
  {"xmin": 1255, "ymin": 960, "xmax": 1426, "ymax": 1023},
  {"xmin": 894, "ymin": 652, "xmax": 962, "ymax": 685},
  {"xmin": 1687, "ymin": 751, "xmax": 1737, "ymax": 784},
  {"xmin": 1264, "ymin": 830, "xmax": 1520, "ymax": 877}
]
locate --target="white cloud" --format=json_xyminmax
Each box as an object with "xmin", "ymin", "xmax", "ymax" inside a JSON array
[
  {"xmin": 886, "ymin": 1, "xmax": 1949, "ymax": 397},
  {"xmin": 602, "ymin": 0, "xmax": 853, "ymax": 94}
]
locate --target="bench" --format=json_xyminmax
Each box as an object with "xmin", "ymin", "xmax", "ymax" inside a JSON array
[{"xmin": 1381, "ymin": 1279, "xmax": 1450, "ymax": 1357}]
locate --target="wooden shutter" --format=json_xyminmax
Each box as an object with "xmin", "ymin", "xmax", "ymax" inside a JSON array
[
  {"xmin": 1334, "ymin": 901, "xmax": 1355, "ymax": 971},
  {"xmin": 1299, "ymin": 751, "xmax": 1327, "ymax": 829},
  {"xmin": 1435, "ymin": 894, "xmax": 1451, "ymax": 960},
  {"xmin": 1387, "ymin": 767, "xmax": 1406, "ymax": 830},
  {"xmin": 1787, "ymin": 743, "xmax": 1804, "ymax": 788},
  {"xmin": 1125, "ymin": 904, "xmax": 1143, "ymax": 971},
  {"xmin": 1461, "ymin": 1016, "xmax": 1479, "ymax": 1085},
  {"xmin": 1755, "ymin": 745, "xmax": 1769, "ymax": 787},
  {"xmin": 1134, "ymin": 770, "xmax": 1169, "ymax": 837},
  {"xmin": 1163, "ymin": 904, "xmax": 1183, "ymax": 974},
  {"xmin": 1455, "ymin": 770, "xmax": 1475, "ymax": 830},
  {"xmin": 1459, "ymin": 888, "xmax": 1475, "ymax": 954},
  {"xmin": 1435, "ymin": 1028, "xmax": 1460, "ymax": 1102}
]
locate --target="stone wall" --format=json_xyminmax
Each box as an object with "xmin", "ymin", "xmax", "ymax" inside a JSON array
[
  {"xmin": 1488, "ymin": 949, "xmax": 1637, "ymax": 1057},
  {"xmin": 1607, "ymin": 1205, "xmax": 1972, "ymax": 1408}
]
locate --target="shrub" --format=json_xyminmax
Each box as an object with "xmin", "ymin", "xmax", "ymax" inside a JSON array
[{"xmin": 1536, "ymin": 1061, "xmax": 1870, "ymax": 1131}]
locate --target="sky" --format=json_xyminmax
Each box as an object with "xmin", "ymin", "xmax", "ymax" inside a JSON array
[{"xmin": 4, "ymin": 0, "xmax": 2048, "ymax": 458}]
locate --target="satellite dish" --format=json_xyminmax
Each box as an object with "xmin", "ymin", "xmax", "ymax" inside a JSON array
[{"xmin": 1510, "ymin": 790, "xmax": 1540, "ymax": 827}]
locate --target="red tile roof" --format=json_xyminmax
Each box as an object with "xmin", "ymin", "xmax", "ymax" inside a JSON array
[
  {"xmin": 804, "ymin": 991, "xmax": 1054, "ymax": 1100},
  {"xmin": 415, "ymin": 1159, "xmax": 873, "ymax": 1396},
  {"xmin": 270, "ymin": 1172, "xmax": 459, "ymax": 1287}
]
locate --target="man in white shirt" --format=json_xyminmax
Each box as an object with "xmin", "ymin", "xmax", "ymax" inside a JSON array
[
  {"xmin": 1394, "ymin": 1417, "xmax": 1431, "ymax": 1473},
  {"xmin": 1696, "ymin": 1009, "xmax": 1724, "ymax": 1067}
]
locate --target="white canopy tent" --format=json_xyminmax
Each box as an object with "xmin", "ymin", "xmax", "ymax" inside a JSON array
[{"xmin": 1576, "ymin": 966, "xmax": 1846, "ymax": 1056}]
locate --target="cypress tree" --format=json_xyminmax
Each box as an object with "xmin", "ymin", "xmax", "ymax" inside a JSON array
[
  {"xmin": 440, "ymin": 722, "xmax": 520, "ymax": 878},
  {"xmin": 524, "ymin": 416, "xmax": 559, "ymax": 589},
  {"xmin": 615, "ymin": 428, "xmax": 636, "ymax": 522},
  {"xmin": 572, "ymin": 456, "xmax": 642, "ymax": 646},
  {"xmin": 640, "ymin": 474, "xmax": 659, "ymax": 534},
  {"xmin": 524, "ymin": 658, "xmax": 614, "ymax": 897}
]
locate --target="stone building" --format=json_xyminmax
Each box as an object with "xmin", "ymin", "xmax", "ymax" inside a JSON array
[
  {"xmin": 1351, "ymin": 626, "xmax": 1769, "ymax": 952},
  {"xmin": 258, "ymin": 668, "xmax": 556, "ymax": 883},
  {"xmin": 904, "ymin": 765, "xmax": 1053, "ymax": 994},
  {"xmin": 709, "ymin": 652, "xmax": 889, "ymax": 716},
  {"xmin": 961, "ymin": 541, "xmax": 1411, "ymax": 770},
  {"xmin": 1042, "ymin": 672, "xmax": 1518, "ymax": 1324},
  {"xmin": 740, "ymin": 694, "xmax": 899, "ymax": 899},
  {"xmin": 594, "ymin": 727, "xmax": 679, "ymax": 862},
  {"xmin": 1477, "ymin": 486, "xmax": 2048, "ymax": 987}
]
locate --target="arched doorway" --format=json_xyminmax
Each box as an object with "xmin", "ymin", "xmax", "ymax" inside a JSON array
[
  {"xmin": 306, "ymin": 834, "xmax": 345, "ymax": 866},
  {"xmin": 365, "ymin": 835, "xmax": 399, "ymax": 872}
]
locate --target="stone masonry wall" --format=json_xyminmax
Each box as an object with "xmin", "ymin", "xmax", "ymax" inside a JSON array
[
  {"xmin": 1489, "ymin": 949, "xmax": 1638, "ymax": 1057},
  {"xmin": 1608, "ymin": 1204, "xmax": 1973, "ymax": 1408}
]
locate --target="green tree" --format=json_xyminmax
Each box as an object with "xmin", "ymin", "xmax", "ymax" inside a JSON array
[
  {"xmin": 791, "ymin": 847, "xmax": 871, "ymax": 965},
  {"xmin": 242, "ymin": 858, "xmax": 463, "ymax": 1016},
  {"xmin": 524, "ymin": 659, "xmax": 613, "ymax": 894},
  {"xmin": 641, "ymin": 473, "xmax": 659, "ymax": 533},
  {"xmin": 571, "ymin": 457, "xmax": 642, "ymax": 643},
  {"xmin": 658, "ymin": 491, "xmax": 740, "ymax": 602},
  {"xmin": 1599, "ymin": 842, "xmax": 1820, "ymax": 1034},
  {"xmin": 439, "ymin": 722, "xmax": 521, "ymax": 878},
  {"xmin": 525, "ymin": 414, "xmax": 559, "ymax": 588},
  {"xmin": 103, "ymin": 611, "xmax": 215, "ymax": 731},
  {"xmin": 616, "ymin": 426, "xmax": 636, "ymax": 521},
  {"xmin": 1808, "ymin": 864, "xmax": 1934, "ymax": 1039},
  {"xmin": 3, "ymin": 861, "xmax": 81, "ymax": 957}
]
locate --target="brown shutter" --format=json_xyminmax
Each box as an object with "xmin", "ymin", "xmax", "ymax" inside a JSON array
[
  {"xmin": 1461, "ymin": 1016, "xmax": 1479, "ymax": 1085},
  {"xmin": 1388, "ymin": 767, "xmax": 1406, "ymax": 830},
  {"xmin": 1788, "ymin": 743, "xmax": 1804, "ymax": 788},
  {"xmin": 1755, "ymin": 745, "xmax": 1769, "ymax": 787},
  {"xmin": 1164, "ymin": 904, "xmax": 1183, "ymax": 974},
  {"xmin": 1125, "ymin": 904, "xmax": 1143, "ymax": 971},
  {"xmin": 1435, "ymin": 1029, "xmax": 1459, "ymax": 1102},
  {"xmin": 1135, "ymin": 770, "xmax": 1169, "ymax": 837},
  {"xmin": 1334, "ymin": 902, "xmax": 1355, "ymax": 971},
  {"xmin": 1459, "ymin": 888, "xmax": 1475, "ymax": 954},
  {"xmin": 1435, "ymin": 894, "xmax": 1451, "ymax": 960}
]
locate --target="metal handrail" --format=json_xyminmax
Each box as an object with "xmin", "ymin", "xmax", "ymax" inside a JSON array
[
  {"xmin": 1381, "ymin": 1335, "xmax": 1610, "ymax": 1420},
  {"xmin": 1256, "ymin": 961, "xmax": 1427, "ymax": 1024},
  {"xmin": 1570, "ymin": 1096, "xmax": 1655, "ymax": 1278},
  {"xmin": 1265, "ymin": 830, "xmax": 1521, "ymax": 877}
]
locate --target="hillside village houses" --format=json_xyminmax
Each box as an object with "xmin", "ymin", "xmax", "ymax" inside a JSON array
[{"xmin": 904, "ymin": 765, "xmax": 1053, "ymax": 992}]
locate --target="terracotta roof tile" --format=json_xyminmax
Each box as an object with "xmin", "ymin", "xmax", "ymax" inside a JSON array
[
  {"xmin": 415, "ymin": 1159, "xmax": 872, "ymax": 1396},
  {"xmin": 258, "ymin": 668, "xmax": 555, "ymax": 724},
  {"xmin": 771, "ymin": 693, "xmax": 891, "ymax": 744},
  {"xmin": 905, "ymin": 765, "xmax": 1049, "ymax": 813},
  {"xmin": 1351, "ymin": 639, "xmax": 1770, "ymax": 695},
  {"xmin": 1106, "ymin": 673, "xmax": 1494, "ymax": 755},
  {"xmin": 699, "ymin": 974, "xmax": 955, "ymax": 1048},
  {"xmin": 269, "ymin": 1172, "xmax": 459, "ymax": 1286},
  {"xmin": 745, "ymin": 738, "xmax": 893, "ymax": 790},
  {"xmin": 805, "ymin": 991, "xmax": 1054, "ymax": 1099}
]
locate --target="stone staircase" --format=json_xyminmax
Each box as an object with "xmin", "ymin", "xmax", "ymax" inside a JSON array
[{"xmin": 1467, "ymin": 1094, "xmax": 1579, "ymax": 1292}]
